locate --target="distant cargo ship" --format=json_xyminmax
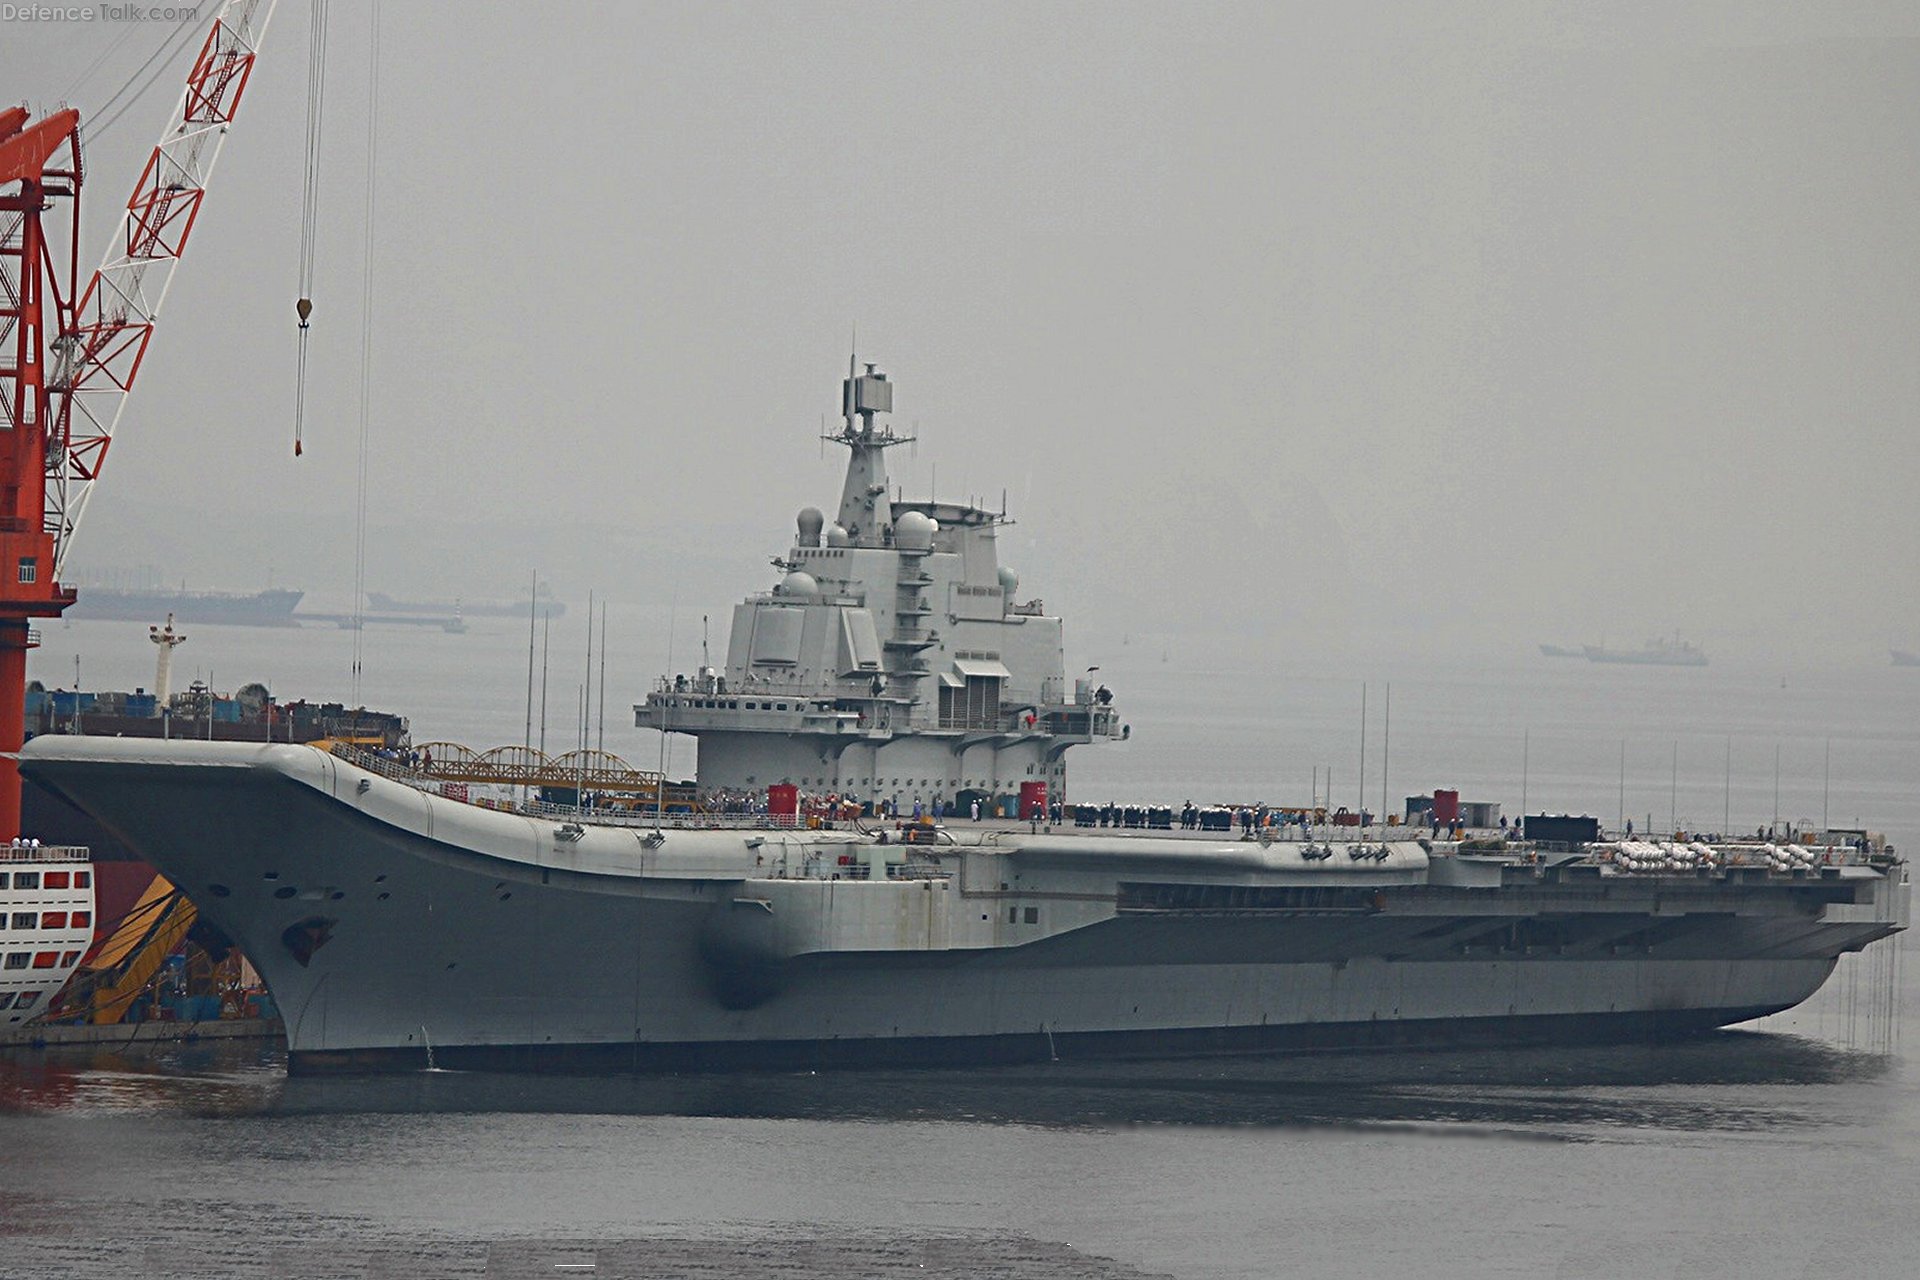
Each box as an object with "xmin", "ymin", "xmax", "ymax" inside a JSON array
[
  {"xmin": 65, "ymin": 586, "xmax": 302, "ymax": 627},
  {"xmin": 1537, "ymin": 644, "xmax": 1582, "ymax": 659},
  {"xmin": 1583, "ymin": 635, "xmax": 1708, "ymax": 667},
  {"xmin": 366, "ymin": 589, "xmax": 564, "ymax": 620}
]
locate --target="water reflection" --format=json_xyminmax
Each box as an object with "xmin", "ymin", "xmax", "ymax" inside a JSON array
[{"xmin": 0, "ymin": 1029, "xmax": 1897, "ymax": 1135}]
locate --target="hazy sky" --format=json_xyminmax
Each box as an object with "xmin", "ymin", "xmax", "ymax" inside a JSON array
[{"xmin": 6, "ymin": 1, "xmax": 1918, "ymax": 669}]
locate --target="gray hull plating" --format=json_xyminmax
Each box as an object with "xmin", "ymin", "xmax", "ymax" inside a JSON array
[{"xmin": 20, "ymin": 739, "xmax": 1902, "ymax": 1073}]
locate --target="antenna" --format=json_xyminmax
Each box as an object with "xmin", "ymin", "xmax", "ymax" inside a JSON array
[
  {"xmin": 523, "ymin": 571, "xmax": 537, "ymax": 807},
  {"xmin": 1823, "ymin": 737, "xmax": 1831, "ymax": 832},
  {"xmin": 538, "ymin": 610, "xmax": 551, "ymax": 758},
  {"xmin": 1358, "ymin": 683, "xmax": 1367, "ymax": 833},
  {"xmin": 1381, "ymin": 682, "xmax": 1390, "ymax": 826},
  {"xmin": 702, "ymin": 615, "xmax": 710, "ymax": 671},
  {"xmin": 1618, "ymin": 740, "xmax": 1626, "ymax": 834},
  {"xmin": 657, "ymin": 595, "xmax": 677, "ymax": 829},
  {"xmin": 597, "ymin": 605, "xmax": 607, "ymax": 756},
  {"xmin": 582, "ymin": 588, "xmax": 594, "ymax": 771}
]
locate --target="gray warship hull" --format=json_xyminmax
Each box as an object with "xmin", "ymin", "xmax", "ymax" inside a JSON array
[{"xmin": 21, "ymin": 738, "xmax": 1904, "ymax": 1073}]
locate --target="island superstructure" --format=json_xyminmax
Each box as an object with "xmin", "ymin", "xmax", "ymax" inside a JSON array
[
  {"xmin": 14, "ymin": 359, "xmax": 1907, "ymax": 1075},
  {"xmin": 634, "ymin": 362, "xmax": 1123, "ymax": 812}
]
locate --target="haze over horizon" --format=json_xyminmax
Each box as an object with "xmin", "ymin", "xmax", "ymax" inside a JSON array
[{"xmin": 6, "ymin": 1, "xmax": 1917, "ymax": 676}]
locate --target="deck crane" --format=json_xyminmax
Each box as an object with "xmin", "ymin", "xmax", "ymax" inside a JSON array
[{"xmin": 0, "ymin": 0, "xmax": 279, "ymax": 838}]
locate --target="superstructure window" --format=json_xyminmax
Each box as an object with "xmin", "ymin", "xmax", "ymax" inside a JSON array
[
  {"xmin": 16, "ymin": 557, "xmax": 35, "ymax": 584},
  {"xmin": 10, "ymin": 913, "xmax": 35, "ymax": 929},
  {"xmin": 75, "ymin": 872, "xmax": 89, "ymax": 888},
  {"xmin": 40, "ymin": 912, "xmax": 65, "ymax": 929},
  {"xmin": 12, "ymin": 872, "xmax": 37, "ymax": 889},
  {"xmin": 3, "ymin": 953, "xmax": 25, "ymax": 969},
  {"xmin": 43, "ymin": 871, "xmax": 68, "ymax": 889}
]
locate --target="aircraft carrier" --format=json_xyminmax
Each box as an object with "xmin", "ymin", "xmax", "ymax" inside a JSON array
[{"xmin": 17, "ymin": 362, "xmax": 1907, "ymax": 1073}]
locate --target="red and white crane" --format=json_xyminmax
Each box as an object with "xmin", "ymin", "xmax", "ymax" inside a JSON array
[{"xmin": 0, "ymin": 0, "xmax": 279, "ymax": 837}]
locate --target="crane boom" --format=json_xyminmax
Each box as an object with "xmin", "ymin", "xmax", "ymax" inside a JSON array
[
  {"xmin": 48, "ymin": 0, "xmax": 280, "ymax": 579},
  {"xmin": 0, "ymin": 0, "xmax": 280, "ymax": 838}
]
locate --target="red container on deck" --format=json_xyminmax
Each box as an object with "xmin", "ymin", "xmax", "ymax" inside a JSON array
[
  {"xmin": 1019, "ymin": 781, "xmax": 1048, "ymax": 819},
  {"xmin": 768, "ymin": 783, "xmax": 799, "ymax": 818},
  {"xmin": 1432, "ymin": 789, "xmax": 1460, "ymax": 824}
]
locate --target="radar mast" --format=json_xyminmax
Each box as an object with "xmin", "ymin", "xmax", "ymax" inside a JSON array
[{"xmin": 826, "ymin": 356, "xmax": 914, "ymax": 546}]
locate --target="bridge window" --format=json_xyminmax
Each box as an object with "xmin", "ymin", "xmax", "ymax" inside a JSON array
[
  {"xmin": 10, "ymin": 913, "xmax": 35, "ymax": 929},
  {"xmin": 4, "ymin": 953, "xmax": 25, "ymax": 968},
  {"xmin": 12, "ymin": 872, "xmax": 37, "ymax": 890}
]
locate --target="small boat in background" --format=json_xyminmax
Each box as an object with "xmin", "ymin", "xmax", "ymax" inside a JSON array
[{"xmin": 1584, "ymin": 633, "xmax": 1708, "ymax": 667}]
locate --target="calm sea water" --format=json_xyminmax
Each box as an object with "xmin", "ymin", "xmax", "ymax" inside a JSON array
[{"xmin": 5, "ymin": 619, "xmax": 1917, "ymax": 1278}]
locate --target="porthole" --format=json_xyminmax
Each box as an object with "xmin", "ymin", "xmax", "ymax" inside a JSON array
[
  {"xmin": 263, "ymin": 871, "xmax": 279, "ymax": 881},
  {"xmin": 272, "ymin": 886, "xmax": 297, "ymax": 900},
  {"xmin": 207, "ymin": 884, "xmax": 231, "ymax": 898}
]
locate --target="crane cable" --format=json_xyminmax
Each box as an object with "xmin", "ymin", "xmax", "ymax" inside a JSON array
[
  {"xmin": 294, "ymin": 0, "xmax": 332, "ymax": 458},
  {"xmin": 349, "ymin": 0, "xmax": 381, "ymax": 698},
  {"xmin": 80, "ymin": 15, "xmax": 201, "ymax": 142}
]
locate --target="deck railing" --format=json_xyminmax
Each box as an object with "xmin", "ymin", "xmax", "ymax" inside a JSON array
[{"xmin": 1, "ymin": 844, "xmax": 90, "ymax": 863}]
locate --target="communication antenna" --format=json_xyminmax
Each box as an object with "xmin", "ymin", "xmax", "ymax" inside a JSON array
[
  {"xmin": 1521, "ymin": 728, "xmax": 1529, "ymax": 826},
  {"xmin": 538, "ymin": 609, "xmax": 550, "ymax": 756},
  {"xmin": 1357, "ymin": 683, "xmax": 1367, "ymax": 833},
  {"xmin": 1823, "ymin": 737, "xmax": 1831, "ymax": 831},
  {"xmin": 657, "ymin": 595, "xmax": 677, "ymax": 829},
  {"xmin": 580, "ymin": 588, "xmax": 594, "ymax": 802},
  {"xmin": 522, "ymin": 570, "xmax": 536, "ymax": 804},
  {"xmin": 1380, "ymin": 683, "xmax": 1390, "ymax": 826}
]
